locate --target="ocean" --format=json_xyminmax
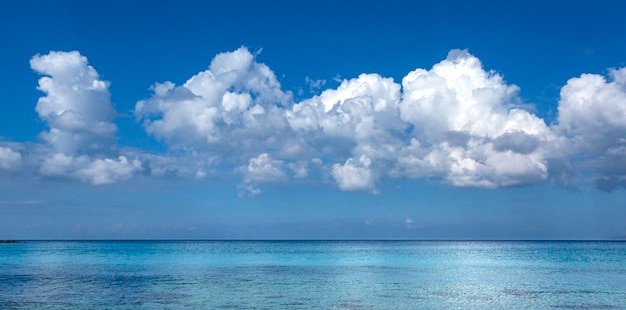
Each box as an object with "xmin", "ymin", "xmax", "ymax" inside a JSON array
[{"xmin": 1, "ymin": 241, "xmax": 625, "ymax": 309}]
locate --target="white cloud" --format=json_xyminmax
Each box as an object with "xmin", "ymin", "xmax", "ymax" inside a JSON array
[
  {"xmin": 555, "ymin": 68, "xmax": 626, "ymax": 155},
  {"xmin": 394, "ymin": 50, "xmax": 551, "ymax": 188},
  {"xmin": 237, "ymin": 153, "xmax": 286, "ymax": 195},
  {"xmin": 553, "ymin": 67, "xmax": 626, "ymax": 190},
  {"xmin": 3, "ymin": 48, "xmax": 626, "ymax": 193},
  {"xmin": 288, "ymin": 161, "xmax": 309, "ymax": 179},
  {"xmin": 135, "ymin": 48, "xmax": 408, "ymax": 191},
  {"xmin": 25, "ymin": 51, "xmax": 144, "ymax": 184},
  {"xmin": 287, "ymin": 73, "xmax": 405, "ymax": 191},
  {"xmin": 134, "ymin": 47, "xmax": 619, "ymax": 192},
  {"xmin": 40, "ymin": 153, "xmax": 141, "ymax": 185},
  {"xmin": 135, "ymin": 47, "xmax": 292, "ymax": 158},
  {"xmin": 76, "ymin": 156, "xmax": 142, "ymax": 185},
  {"xmin": 30, "ymin": 51, "xmax": 117, "ymax": 155},
  {"xmin": 242, "ymin": 153, "xmax": 286, "ymax": 183},
  {"xmin": 305, "ymin": 76, "xmax": 326, "ymax": 93},
  {"xmin": 331, "ymin": 155, "xmax": 375, "ymax": 191},
  {"xmin": 287, "ymin": 50, "xmax": 554, "ymax": 190},
  {"xmin": 39, "ymin": 153, "xmax": 78, "ymax": 177},
  {"xmin": 0, "ymin": 146, "xmax": 21, "ymax": 172}
]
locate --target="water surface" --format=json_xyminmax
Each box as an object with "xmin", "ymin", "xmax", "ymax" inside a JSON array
[{"xmin": 1, "ymin": 241, "xmax": 624, "ymax": 309}]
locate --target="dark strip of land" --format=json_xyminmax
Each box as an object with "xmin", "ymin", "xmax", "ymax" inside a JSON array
[{"xmin": 0, "ymin": 240, "xmax": 18, "ymax": 244}]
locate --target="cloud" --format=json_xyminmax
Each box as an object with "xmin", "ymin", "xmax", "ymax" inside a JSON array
[
  {"xmin": 288, "ymin": 161, "xmax": 309, "ymax": 179},
  {"xmin": 305, "ymin": 76, "xmax": 326, "ymax": 94},
  {"xmin": 0, "ymin": 199, "xmax": 44, "ymax": 205},
  {"xmin": 39, "ymin": 153, "xmax": 141, "ymax": 185},
  {"xmin": 129, "ymin": 47, "xmax": 624, "ymax": 192},
  {"xmin": 492, "ymin": 131, "xmax": 540, "ymax": 154},
  {"xmin": 288, "ymin": 72, "xmax": 404, "ymax": 190},
  {"xmin": 3, "ymin": 47, "xmax": 626, "ymax": 193},
  {"xmin": 332, "ymin": 155, "xmax": 375, "ymax": 191},
  {"xmin": 0, "ymin": 146, "xmax": 22, "ymax": 172},
  {"xmin": 394, "ymin": 50, "xmax": 552, "ymax": 188},
  {"xmin": 553, "ymin": 67, "xmax": 626, "ymax": 189},
  {"xmin": 30, "ymin": 51, "xmax": 117, "ymax": 155},
  {"xmin": 135, "ymin": 47, "xmax": 292, "ymax": 158},
  {"xmin": 241, "ymin": 153, "xmax": 286, "ymax": 183},
  {"xmin": 76, "ymin": 156, "xmax": 142, "ymax": 185},
  {"xmin": 594, "ymin": 177, "xmax": 626, "ymax": 193},
  {"xmin": 25, "ymin": 51, "xmax": 143, "ymax": 184},
  {"xmin": 556, "ymin": 69, "xmax": 626, "ymax": 148},
  {"xmin": 237, "ymin": 153, "xmax": 287, "ymax": 195}
]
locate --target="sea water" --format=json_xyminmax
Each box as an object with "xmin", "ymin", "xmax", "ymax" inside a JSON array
[{"xmin": 1, "ymin": 241, "xmax": 625, "ymax": 309}]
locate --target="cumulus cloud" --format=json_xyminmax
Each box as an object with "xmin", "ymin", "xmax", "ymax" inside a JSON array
[
  {"xmin": 556, "ymin": 69, "xmax": 626, "ymax": 148},
  {"xmin": 76, "ymin": 156, "xmax": 142, "ymax": 185},
  {"xmin": 0, "ymin": 146, "xmax": 22, "ymax": 172},
  {"xmin": 131, "ymin": 47, "xmax": 626, "ymax": 192},
  {"xmin": 287, "ymin": 72, "xmax": 404, "ymax": 190},
  {"xmin": 39, "ymin": 153, "xmax": 141, "ymax": 185},
  {"xmin": 332, "ymin": 155, "xmax": 375, "ymax": 191},
  {"xmin": 25, "ymin": 51, "xmax": 143, "ymax": 184},
  {"xmin": 553, "ymin": 68, "xmax": 626, "ymax": 189},
  {"xmin": 394, "ymin": 50, "xmax": 552, "ymax": 188},
  {"xmin": 3, "ymin": 47, "xmax": 626, "ymax": 193},
  {"xmin": 30, "ymin": 51, "xmax": 117, "ymax": 155},
  {"xmin": 241, "ymin": 153, "xmax": 286, "ymax": 183},
  {"xmin": 135, "ymin": 47, "xmax": 292, "ymax": 159},
  {"xmin": 237, "ymin": 153, "xmax": 287, "ymax": 194}
]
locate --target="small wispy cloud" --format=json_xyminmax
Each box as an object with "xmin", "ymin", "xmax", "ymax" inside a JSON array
[
  {"xmin": 0, "ymin": 200, "xmax": 45, "ymax": 205},
  {"xmin": 305, "ymin": 76, "xmax": 326, "ymax": 94}
]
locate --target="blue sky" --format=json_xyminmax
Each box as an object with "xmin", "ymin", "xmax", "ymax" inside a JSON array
[{"xmin": 1, "ymin": 0, "xmax": 626, "ymax": 240}]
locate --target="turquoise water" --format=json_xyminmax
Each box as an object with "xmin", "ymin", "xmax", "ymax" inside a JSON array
[{"xmin": 1, "ymin": 241, "xmax": 625, "ymax": 309}]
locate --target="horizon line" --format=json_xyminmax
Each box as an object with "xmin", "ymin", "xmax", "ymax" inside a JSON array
[{"xmin": 4, "ymin": 238, "xmax": 626, "ymax": 242}]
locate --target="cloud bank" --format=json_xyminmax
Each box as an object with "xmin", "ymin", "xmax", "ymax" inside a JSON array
[{"xmin": 2, "ymin": 48, "xmax": 626, "ymax": 193}]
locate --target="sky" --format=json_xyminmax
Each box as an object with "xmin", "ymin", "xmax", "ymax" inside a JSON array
[{"xmin": 1, "ymin": 0, "xmax": 626, "ymax": 240}]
